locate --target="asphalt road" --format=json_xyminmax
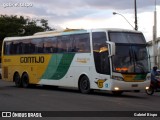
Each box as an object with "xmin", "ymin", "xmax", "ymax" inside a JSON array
[{"xmin": 0, "ymin": 79, "xmax": 160, "ymax": 120}]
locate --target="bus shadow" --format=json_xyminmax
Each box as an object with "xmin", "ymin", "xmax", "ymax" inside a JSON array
[
  {"xmin": 11, "ymin": 84, "xmax": 149, "ymax": 99},
  {"xmin": 91, "ymin": 90, "xmax": 148, "ymax": 99}
]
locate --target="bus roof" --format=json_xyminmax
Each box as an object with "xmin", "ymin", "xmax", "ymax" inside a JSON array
[
  {"xmin": 3, "ymin": 28, "xmax": 142, "ymax": 42},
  {"xmin": 33, "ymin": 29, "xmax": 86, "ymax": 35}
]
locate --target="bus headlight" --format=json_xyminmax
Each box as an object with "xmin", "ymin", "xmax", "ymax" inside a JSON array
[
  {"xmin": 112, "ymin": 76, "xmax": 124, "ymax": 81},
  {"xmin": 114, "ymin": 87, "xmax": 120, "ymax": 90}
]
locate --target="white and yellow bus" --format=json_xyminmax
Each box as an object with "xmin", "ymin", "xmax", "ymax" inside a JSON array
[{"xmin": 1, "ymin": 28, "xmax": 151, "ymax": 95}]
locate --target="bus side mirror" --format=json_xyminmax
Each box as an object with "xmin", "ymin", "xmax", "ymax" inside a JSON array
[{"xmin": 106, "ymin": 41, "xmax": 115, "ymax": 57}]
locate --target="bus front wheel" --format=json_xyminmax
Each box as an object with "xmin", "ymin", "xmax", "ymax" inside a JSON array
[
  {"xmin": 79, "ymin": 76, "xmax": 91, "ymax": 94},
  {"xmin": 14, "ymin": 73, "xmax": 21, "ymax": 87},
  {"xmin": 21, "ymin": 73, "xmax": 29, "ymax": 88}
]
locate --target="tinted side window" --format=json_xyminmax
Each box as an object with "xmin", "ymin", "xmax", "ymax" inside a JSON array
[
  {"xmin": 73, "ymin": 34, "xmax": 90, "ymax": 53},
  {"xmin": 4, "ymin": 42, "xmax": 19, "ymax": 54},
  {"xmin": 12, "ymin": 41, "xmax": 19, "ymax": 54},
  {"xmin": 61, "ymin": 36, "xmax": 72, "ymax": 52},
  {"xmin": 92, "ymin": 32, "xmax": 110, "ymax": 75},
  {"xmin": 29, "ymin": 39, "xmax": 36, "ymax": 53},
  {"xmin": 18, "ymin": 42, "xmax": 23, "ymax": 54},
  {"xmin": 32, "ymin": 38, "xmax": 44, "ymax": 53},
  {"xmin": 57, "ymin": 36, "xmax": 63, "ymax": 53},
  {"xmin": 57, "ymin": 36, "xmax": 72, "ymax": 53},
  {"xmin": 3, "ymin": 42, "xmax": 7, "ymax": 55},
  {"xmin": 3, "ymin": 33, "xmax": 90, "ymax": 55},
  {"xmin": 22, "ymin": 39, "xmax": 31, "ymax": 54},
  {"xmin": 4, "ymin": 42, "xmax": 11, "ymax": 55},
  {"xmin": 44, "ymin": 37, "xmax": 53, "ymax": 53},
  {"xmin": 43, "ymin": 37, "xmax": 58, "ymax": 53},
  {"xmin": 51, "ymin": 37, "xmax": 58, "ymax": 53},
  {"xmin": 10, "ymin": 42, "xmax": 15, "ymax": 54}
]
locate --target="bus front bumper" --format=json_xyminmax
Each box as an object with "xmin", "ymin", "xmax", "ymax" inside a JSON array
[{"xmin": 110, "ymin": 80, "xmax": 150, "ymax": 91}]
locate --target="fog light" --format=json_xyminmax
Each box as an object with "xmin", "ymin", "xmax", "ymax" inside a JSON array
[
  {"xmin": 146, "ymin": 87, "xmax": 149, "ymax": 90},
  {"xmin": 114, "ymin": 87, "xmax": 120, "ymax": 90}
]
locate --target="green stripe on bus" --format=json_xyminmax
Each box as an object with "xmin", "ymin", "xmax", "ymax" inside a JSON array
[
  {"xmin": 41, "ymin": 53, "xmax": 75, "ymax": 80},
  {"xmin": 41, "ymin": 54, "xmax": 62, "ymax": 79},
  {"xmin": 134, "ymin": 74, "xmax": 146, "ymax": 80}
]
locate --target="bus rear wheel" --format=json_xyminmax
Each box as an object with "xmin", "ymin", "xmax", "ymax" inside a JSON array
[
  {"xmin": 79, "ymin": 76, "xmax": 91, "ymax": 94},
  {"xmin": 21, "ymin": 73, "xmax": 29, "ymax": 88},
  {"xmin": 14, "ymin": 73, "xmax": 21, "ymax": 87}
]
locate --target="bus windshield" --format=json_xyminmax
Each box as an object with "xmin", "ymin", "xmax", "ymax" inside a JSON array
[
  {"xmin": 112, "ymin": 44, "xmax": 150, "ymax": 73},
  {"xmin": 109, "ymin": 32, "xmax": 150, "ymax": 73},
  {"xmin": 109, "ymin": 32, "xmax": 146, "ymax": 44}
]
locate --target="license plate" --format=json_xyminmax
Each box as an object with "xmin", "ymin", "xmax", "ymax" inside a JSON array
[{"xmin": 132, "ymin": 84, "xmax": 138, "ymax": 87}]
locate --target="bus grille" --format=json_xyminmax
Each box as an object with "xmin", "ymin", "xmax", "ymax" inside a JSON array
[{"xmin": 3, "ymin": 67, "xmax": 8, "ymax": 78}]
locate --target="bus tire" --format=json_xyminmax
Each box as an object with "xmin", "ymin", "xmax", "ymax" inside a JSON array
[
  {"xmin": 14, "ymin": 72, "xmax": 21, "ymax": 87},
  {"xmin": 79, "ymin": 75, "xmax": 91, "ymax": 94},
  {"xmin": 21, "ymin": 73, "xmax": 29, "ymax": 88}
]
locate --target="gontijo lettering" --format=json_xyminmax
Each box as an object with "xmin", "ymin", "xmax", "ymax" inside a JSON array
[{"xmin": 20, "ymin": 56, "xmax": 44, "ymax": 63}]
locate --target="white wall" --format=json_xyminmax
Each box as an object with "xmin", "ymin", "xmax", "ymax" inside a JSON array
[{"xmin": 147, "ymin": 38, "xmax": 160, "ymax": 69}]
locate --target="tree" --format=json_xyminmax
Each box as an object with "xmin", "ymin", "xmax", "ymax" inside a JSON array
[
  {"xmin": 40, "ymin": 19, "xmax": 53, "ymax": 31},
  {"xmin": 0, "ymin": 15, "xmax": 53, "ymax": 40}
]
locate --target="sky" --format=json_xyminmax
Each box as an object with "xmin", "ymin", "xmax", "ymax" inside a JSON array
[{"xmin": 0, "ymin": 0, "xmax": 160, "ymax": 42}]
